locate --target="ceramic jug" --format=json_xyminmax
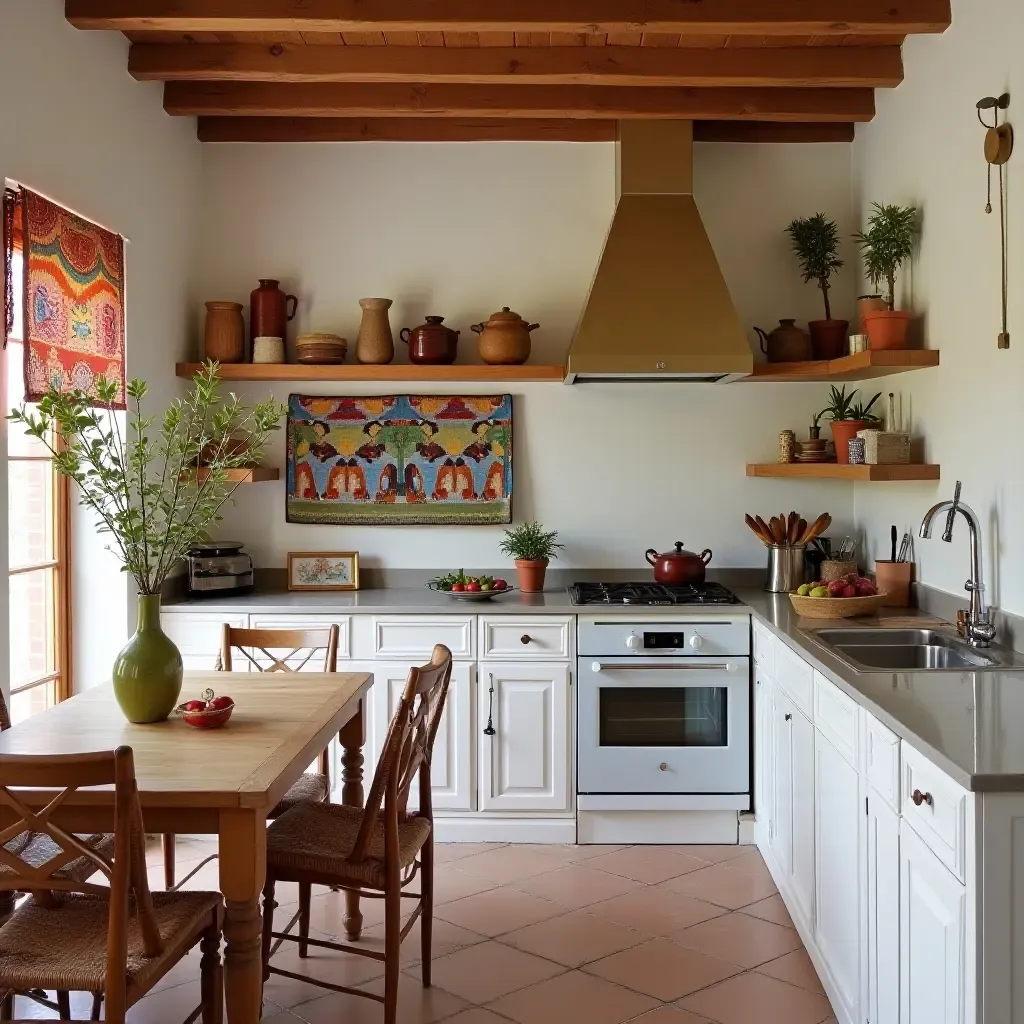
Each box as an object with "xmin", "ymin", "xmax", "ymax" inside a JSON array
[
  {"xmin": 250, "ymin": 279, "xmax": 297, "ymax": 351},
  {"xmin": 753, "ymin": 319, "xmax": 812, "ymax": 363}
]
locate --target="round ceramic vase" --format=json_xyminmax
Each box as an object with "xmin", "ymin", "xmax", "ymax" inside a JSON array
[{"xmin": 112, "ymin": 594, "xmax": 184, "ymax": 724}]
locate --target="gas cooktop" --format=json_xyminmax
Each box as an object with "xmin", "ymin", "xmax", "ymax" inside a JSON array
[{"xmin": 569, "ymin": 581, "xmax": 740, "ymax": 606}]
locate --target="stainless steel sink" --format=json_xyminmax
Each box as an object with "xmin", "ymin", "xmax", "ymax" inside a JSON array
[{"xmin": 809, "ymin": 627, "xmax": 1006, "ymax": 672}]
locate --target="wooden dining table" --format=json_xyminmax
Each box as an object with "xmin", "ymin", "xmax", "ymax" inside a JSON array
[{"xmin": 0, "ymin": 669, "xmax": 373, "ymax": 1024}]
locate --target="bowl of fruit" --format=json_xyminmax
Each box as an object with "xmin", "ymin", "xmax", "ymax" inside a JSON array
[
  {"xmin": 789, "ymin": 574, "xmax": 887, "ymax": 620},
  {"xmin": 176, "ymin": 688, "xmax": 235, "ymax": 729},
  {"xmin": 427, "ymin": 571, "xmax": 515, "ymax": 601}
]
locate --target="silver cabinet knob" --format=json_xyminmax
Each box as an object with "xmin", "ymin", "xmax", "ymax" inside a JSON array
[{"xmin": 659, "ymin": 762, "xmax": 669, "ymax": 772}]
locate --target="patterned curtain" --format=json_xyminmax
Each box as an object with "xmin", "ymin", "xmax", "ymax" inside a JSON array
[
  {"xmin": 18, "ymin": 188, "xmax": 126, "ymax": 408},
  {"xmin": 2, "ymin": 188, "xmax": 16, "ymax": 348}
]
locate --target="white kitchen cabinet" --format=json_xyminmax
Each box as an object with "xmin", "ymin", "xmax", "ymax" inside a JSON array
[
  {"xmin": 247, "ymin": 613, "xmax": 352, "ymax": 664},
  {"xmin": 478, "ymin": 662, "xmax": 570, "ymax": 812},
  {"xmin": 899, "ymin": 820, "xmax": 965, "ymax": 1024},
  {"xmin": 754, "ymin": 667, "xmax": 774, "ymax": 847},
  {"xmin": 814, "ymin": 728, "xmax": 861, "ymax": 1024},
  {"xmin": 161, "ymin": 612, "xmax": 248, "ymax": 671},
  {"xmin": 770, "ymin": 684, "xmax": 815, "ymax": 932},
  {"xmin": 864, "ymin": 785, "xmax": 900, "ymax": 1024}
]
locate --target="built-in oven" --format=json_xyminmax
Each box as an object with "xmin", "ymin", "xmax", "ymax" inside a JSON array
[{"xmin": 576, "ymin": 617, "xmax": 750, "ymax": 802}]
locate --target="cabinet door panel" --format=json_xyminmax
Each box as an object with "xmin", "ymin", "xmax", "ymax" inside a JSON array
[
  {"xmin": 864, "ymin": 786, "xmax": 900, "ymax": 1024},
  {"xmin": 162, "ymin": 612, "xmax": 248, "ymax": 671},
  {"xmin": 479, "ymin": 662, "xmax": 570, "ymax": 812},
  {"xmin": 754, "ymin": 669, "xmax": 773, "ymax": 845}
]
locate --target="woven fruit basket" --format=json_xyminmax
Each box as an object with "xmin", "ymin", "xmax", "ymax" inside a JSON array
[{"xmin": 788, "ymin": 591, "xmax": 888, "ymax": 620}]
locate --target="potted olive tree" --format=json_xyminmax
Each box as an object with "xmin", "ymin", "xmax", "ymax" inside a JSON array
[
  {"xmin": 10, "ymin": 363, "xmax": 286, "ymax": 723},
  {"xmin": 819, "ymin": 385, "xmax": 882, "ymax": 464},
  {"xmin": 499, "ymin": 521, "xmax": 564, "ymax": 593},
  {"xmin": 786, "ymin": 212, "xmax": 848, "ymax": 359},
  {"xmin": 854, "ymin": 202, "xmax": 918, "ymax": 350}
]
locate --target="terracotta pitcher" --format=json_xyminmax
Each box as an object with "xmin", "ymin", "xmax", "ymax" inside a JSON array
[
  {"xmin": 355, "ymin": 298, "xmax": 395, "ymax": 365},
  {"xmin": 203, "ymin": 302, "xmax": 245, "ymax": 363},
  {"xmin": 753, "ymin": 319, "xmax": 812, "ymax": 363},
  {"xmin": 250, "ymin": 279, "xmax": 297, "ymax": 351}
]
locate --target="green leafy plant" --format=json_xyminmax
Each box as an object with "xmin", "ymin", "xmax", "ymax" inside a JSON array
[
  {"xmin": 819, "ymin": 385, "xmax": 882, "ymax": 424},
  {"xmin": 786, "ymin": 213, "xmax": 844, "ymax": 320},
  {"xmin": 499, "ymin": 522, "xmax": 564, "ymax": 563},
  {"xmin": 9, "ymin": 362, "xmax": 286, "ymax": 595},
  {"xmin": 853, "ymin": 203, "xmax": 918, "ymax": 310}
]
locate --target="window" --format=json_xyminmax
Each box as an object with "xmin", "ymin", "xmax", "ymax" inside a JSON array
[{"xmin": 6, "ymin": 245, "xmax": 71, "ymax": 724}]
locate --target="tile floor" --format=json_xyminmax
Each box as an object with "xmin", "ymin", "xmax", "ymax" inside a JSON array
[{"xmin": 8, "ymin": 839, "xmax": 837, "ymax": 1023}]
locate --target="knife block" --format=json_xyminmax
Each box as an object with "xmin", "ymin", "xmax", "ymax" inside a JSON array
[{"xmin": 875, "ymin": 560, "xmax": 914, "ymax": 607}]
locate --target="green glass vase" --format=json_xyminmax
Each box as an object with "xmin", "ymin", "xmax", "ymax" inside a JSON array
[{"xmin": 112, "ymin": 594, "xmax": 183, "ymax": 724}]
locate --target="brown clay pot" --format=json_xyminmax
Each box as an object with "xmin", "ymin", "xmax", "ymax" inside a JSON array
[
  {"xmin": 515, "ymin": 559, "xmax": 548, "ymax": 593},
  {"xmin": 400, "ymin": 317, "xmax": 459, "ymax": 365},
  {"xmin": 831, "ymin": 419, "xmax": 867, "ymax": 464},
  {"xmin": 250, "ymin": 279, "xmax": 297, "ymax": 351},
  {"xmin": 472, "ymin": 308, "xmax": 539, "ymax": 365},
  {"xmin": 864, "ymin": 310, "xmax": 913, "ymax": 350},
  {"xmin": 355, "ymin": 298, "xmax": 395, "ymax": 365},
  {"xmin": 645, "ymin": 542, "xmax": 712, "ymax": 585},
  {"xmin": 753, "ymin": 319, "xmax": 812, "ymax": 363},
  {"xmin": 809, "ymin": 318, "xmax": 849, "ymax": 360},
  {"xmin": 857, "ymin": 295, "xmax": 886, "ymax": 332},
  {"xmin": 203, "ymin": 302, "xmax": 245, "ymax": 363}
]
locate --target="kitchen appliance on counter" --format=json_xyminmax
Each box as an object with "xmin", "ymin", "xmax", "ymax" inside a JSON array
[
  {"xmin": 185, "ymin": 541, "xmax": 253, "ymax": 597},
  {"xmin": 575, "ymin": 611, "xmax": 750, "ymax": 845}
]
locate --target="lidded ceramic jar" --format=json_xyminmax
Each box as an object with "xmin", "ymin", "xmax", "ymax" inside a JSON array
[{"xmin": 471, "ymin": 307, "xmax": 538, "ymax": 365}]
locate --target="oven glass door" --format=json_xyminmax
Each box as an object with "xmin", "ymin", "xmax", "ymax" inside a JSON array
[{"xmin": 578, "ymin": 657, "xmax": 749, "ymax": 794}]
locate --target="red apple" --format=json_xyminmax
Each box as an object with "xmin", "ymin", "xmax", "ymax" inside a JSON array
[
  {"xmin": 857, "ymin": 582, "xmax": 878, "ymax": 596},
  {"xmin": 828, "ymin": 580, "xmax": 847, "ymax": 597},
  {"xmin": 466, "ymin": 581, "xmax": 481, "ymax": 592},
  {"xmin": 493, "ymin": 579, "xmax": 507, "ymax": 590},
  {"xmin": 451, "ymin": 583, "xmax": 465, "ymax": 592},
  {"xmin": 208, "ymin": 695, "xmax": 233, "ymax": 710},
  {"xmin": 184, "ymin": 700, "xmax": 206, "ymax": 712},
  {"xmin": 842, "ymin": 585, "xmax": 858, "ymax": 597}
]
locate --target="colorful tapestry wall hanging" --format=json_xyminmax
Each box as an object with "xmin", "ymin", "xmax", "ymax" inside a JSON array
[
  {"xmin": 20, "ymin": 189, "xmax": 126, "ymax": 408},
  {"xmin": 287, "ymin": 394, "xmax": 512, "ymax": 526}
]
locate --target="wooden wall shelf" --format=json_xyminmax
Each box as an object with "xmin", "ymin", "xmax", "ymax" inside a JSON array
[
  {"xmin": 184, "ymin": 467, "xmax": 280, "ymax": 483},
  {"xmin": 175, "ymin": 362, "xmax": 566, "ymax": 383},
  {"xmin": 746, "ymin": 463, "xmax": 940, "ymax": 482},
  {"xmin": 747, "ymin": 349, "xmax": 939, "ymax": 382}
]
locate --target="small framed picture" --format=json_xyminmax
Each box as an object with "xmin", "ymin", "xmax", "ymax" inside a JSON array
[{"xmin": 287, "ymin": 552, "xmax": 360, "ymax": 592}]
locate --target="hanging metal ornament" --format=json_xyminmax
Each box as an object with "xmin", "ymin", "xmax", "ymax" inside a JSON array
[{"xmin": 977, "ymin": 93, "xmax": 1013, "ymax": 348}]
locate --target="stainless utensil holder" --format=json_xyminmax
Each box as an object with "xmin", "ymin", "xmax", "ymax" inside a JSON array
[{"xmin": 766, "ymin": 545, "xmax": 807, "ymax": 593}]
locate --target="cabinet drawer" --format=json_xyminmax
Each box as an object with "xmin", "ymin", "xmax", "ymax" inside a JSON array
[
  {"xmin": 356, "ymin": 616, "xmax": 475, "ymax": 661},
  {"xmin": 813, "ymin": 671, "xmax": 858, "ymax": 767},
  {"xmin": 752, "ymin": 622, "xmax": 775, "ymax": 676},
  {"xmin": 247, "ymin": 614, "xmax": 352, "ymax": 661},
  {"xmin": 862, "ymin": 711, "xmax": 901, "ymax": 811},
  {"xmin": 480, "ymin": 617, "xmax": 571, "ymax": 660},
  {"xmin": 162, "ymin": 612, "xmax": 248, "ymax": 661},
  {"xmin": 901, "ymin": 744, "xmax": 968, "ymax": 882},
  {"xmin": 774, "ymin": 640, "xmax": 814, "ymax": 721}
]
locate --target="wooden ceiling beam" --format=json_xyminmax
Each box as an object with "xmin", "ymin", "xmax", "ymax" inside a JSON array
[
  {"xmin": 130, "ymin": 42, "xmax": 904, "ymax": 89},
  {"xmin": 165, "ymin": 82, "xmax": 876, "ymax": 121},
  {"xmin": 67, "ymin": 0, "xmax": 952, "ymax": 36},
  {"xmin": 197, "ymin": 116, "xmax": 855, "ymax": 143}
]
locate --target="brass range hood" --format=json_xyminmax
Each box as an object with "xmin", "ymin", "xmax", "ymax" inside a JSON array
[{"xmin": 565, "ymin": 120, "xmax": 753, "ymax": 384}]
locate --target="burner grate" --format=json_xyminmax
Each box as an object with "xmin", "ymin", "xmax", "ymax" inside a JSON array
[{"xmin": 570, "ymin": 581, "xmax": 739, "ymax": 606}]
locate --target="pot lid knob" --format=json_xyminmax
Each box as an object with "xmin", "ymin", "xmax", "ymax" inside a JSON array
[{"xmin": 674, "ymin": 541, "xmax": 685, "ymax": 552}]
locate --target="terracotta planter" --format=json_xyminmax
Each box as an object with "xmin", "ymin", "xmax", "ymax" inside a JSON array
[
  {"xmin": 808, "ymin": 319, "xmax": 849, "ymax": 361},
  {"xmin": 203, "ymin": 302, "xmax": 245, "ymax": 363},
  {"xmin": 864, "ymin": 310, "xmax": 913, "ymax": 350},
  {"xmin": 515, "ymin": 559, "xmax": 548, "ymax": 593},
  {"xmin": 830, "ymin": 419, "xmax": 867, "ymax": 464},
  {"xmin": 857, "ymin": 295, "xmax": 886, "ymax": 332}
]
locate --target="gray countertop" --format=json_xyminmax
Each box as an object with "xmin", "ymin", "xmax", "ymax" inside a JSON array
[{"xmin": 165, "ymin": 583, "xmax": 1024, "ymax": 792}]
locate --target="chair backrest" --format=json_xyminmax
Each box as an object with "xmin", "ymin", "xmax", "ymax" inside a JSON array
[
  {"xmin": 0, "ymin": 746, "xmax": 160, "ymax": 1022},
  {"xmin": 350, "ymin": 644, "xmax": 453, "ymax": 862},
  {"xmin": 220, "ymin": 624, "xmax": 339, "ymax": 673}
]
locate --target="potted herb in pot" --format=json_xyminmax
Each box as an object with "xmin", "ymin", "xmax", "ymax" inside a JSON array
[
  {"xmin": 854, "ymin": 202, "xmax": 918, "ymax": 350},
  {"xmin": 10, "ymin": 362, "xmax": 286, "ymax": 723},
  {"xmin": 819, "ymin": 385, "xmax": 882, "ymax": 464},
  {"xmin": 499, "ymin": 521, "xmax": 564, "ymax": 593},
  {"xmin": 786, "ymin": 213, "xmax": 847, "ymax": 360}
]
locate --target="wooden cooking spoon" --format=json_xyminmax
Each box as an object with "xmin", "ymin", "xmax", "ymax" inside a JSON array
[
  {"xmin": 770, "ymin": 517, "xmax": 786, "ymax": 545},
  {"xmin": 787, "ymin": 512, "xmax": 800, "ymax": 544},
  {"xmin": 755, "ymin": 516, "xmax": 773, "ymax": 543},
  {"xmin": 745, "ymin": 514, "xmax": 772, "ymax": 545},
  {"xmin": 800, "ymin": 513, "xmax": 832, "ymax": 545}
]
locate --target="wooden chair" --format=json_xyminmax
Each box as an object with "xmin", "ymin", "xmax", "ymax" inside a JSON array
[
  {"xmin": 0, "ymin": 746, "xmax": 223, "ymax": 1024},
  {"xmin": 162, "ymin": 624, "xmax": 340, "ymax": 889},
  {"xmin": 261, "ymin": 644, "xmax": 454, "ymax": 1024}
]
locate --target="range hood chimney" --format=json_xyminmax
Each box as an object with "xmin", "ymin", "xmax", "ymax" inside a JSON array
[{"xmin": 565, "ymin": 121, "xmax": 753, "ymax": 384}]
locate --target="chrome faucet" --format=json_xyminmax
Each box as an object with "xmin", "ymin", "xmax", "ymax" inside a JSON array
[{"xmin": 919, "ymin": 481, "xmax": 997, "ymax": 647}]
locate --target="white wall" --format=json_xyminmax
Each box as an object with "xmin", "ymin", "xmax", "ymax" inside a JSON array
[
  {"xmin": 0, "ymin": 0, "xmax": 201, "ymax": 690},
  {"xmin": 851, "ymin": 0, "xmax": 1024, "ymax": 614},
  {"xmin": 199, "ymin": 140, "xmax": 857, "ymax": 571}
]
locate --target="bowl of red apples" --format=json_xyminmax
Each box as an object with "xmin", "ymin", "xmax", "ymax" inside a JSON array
[
  {"xmin": 177, "ymin": 688, "xmax": 235, "ymax": 729},
  {"xmin": 789, "ymin": 574, "xmax": 887, "ymax": 619}
]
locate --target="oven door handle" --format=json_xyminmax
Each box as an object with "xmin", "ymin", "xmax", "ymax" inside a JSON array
[{"xmin": 590, "ymin": 661, "xmax": 742, "ymax": 673}]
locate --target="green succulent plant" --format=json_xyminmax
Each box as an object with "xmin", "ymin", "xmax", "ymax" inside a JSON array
[
  {"xmin": 499, "ymin": 522, "xmax": 564, "ymax": 563},
  {"xmin": 853, "ymin": 203, "xmax": 918, "ymax": 311},
  {"xmin": 786, "ymin": 212, "xmax": 844, "ymax": 320},
  {"xmin": 819, "ymin": 385, "xmax": 882, "ymax": 424}
]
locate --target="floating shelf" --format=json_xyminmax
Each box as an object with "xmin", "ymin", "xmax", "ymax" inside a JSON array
[
  {"xmin": 183, "ymin": 467, "xmax": 280, "ymax": 483},
  {"xmin": 747, "ymin": 349, "xmax": 939, "ymax": 383},
  {"xmin": 747, "ymin": 463, "xmax": 940, "ymax": 482},
  {"xmin": 175, "ymin": 362, "xmax": 566, "ymax": 383}
]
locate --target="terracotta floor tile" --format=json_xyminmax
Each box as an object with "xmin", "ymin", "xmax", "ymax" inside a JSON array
[
  {"xmin": 455, "ymin": 846, "xmax": 568, "ymax": 883},
  {"xmin": 435, "ymin": 887, "xmax": 566, "ymax": 937},
  {"xmin": 678, "ymin": 971, "xmax": 834, "ymax": 1024},
  {"xmin": 738, "ymin": 893, "xmax": 795, "ymax": 929},
  {"xmin": 430, "ymin": 866, "xmax": 500, "ymax": 905},
  {"xmin": 359, "ymin": 916, "xmax": 487, "ymax": 967},
  {"xmin": 511, "ymin": 863, "xmax": 645, "ymax": 909},
  {"xmin": 443, "ymin": 1010, "xmax": 515, "ymax": 1024},
  {"xmin": 588, "ymin": 886, "xmax": 726, "ymax": 935},
  {"xmin": 586, "ymin": 846, "xmax": 712, "ymax": 884},
  {"xmin": 292, "ymin": 971, "xmax": 468, "ymax": 1024},
  {"xmin": 583, "ymin": 937, "xmax": 743, "ymax": 1001},
  {"xmin": 672, "ymin": 911, "xmax": 802, "ymax": 968},
  {"xmin": 299, "ymin": 890, "xmax": 388, "ymax": 935},
  {"xmin": 721, "ymin": 849, "xmax": 776, "ymax": 884},
  {"xmin": 755, "ymin": 948, "xmax": 826, "ymax": 994},
  {"xmin": 673, "ymin": 845, "xmax": 750, "ymax": 864},
  {"xmin": 487, "ymin": 969, "xmax": 659, "ymax": 1024},
  {"xmin": 435, "ymin": 843, "xmax": 508, "ymax": 864},
  {"xmin": 500, "ymin": 909, "xmax": 650, "ymax": 967},
  {"xmin": 663, "ymin": 861, "xmax": 778, "ymax": 909},
  {"xmin": 631, "ymin": 1008, "xmax": 714, "ymax": 1024},
  {"xmin": 407, "ymin": 939, "xmax": 565, "ymax": 1003},
  {"xmin": 512, "ymin": 843, "xmax": 597, "ymax": 863}
]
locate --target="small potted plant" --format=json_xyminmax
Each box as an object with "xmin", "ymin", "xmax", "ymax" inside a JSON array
[
  {"xmin": 854, "ymin": 202, "xmax": 918, "ymax": 350},
  {"xmin": 819, "ymin": 385, "xmax": 882, "ymax": 464},
  {"xmin": 499, "ymin": 521, "xmax": 564, "ymax": 593},
  {"xmin": 786, "ymin": 213, "xmax": 847, "ymax": 360},
  {"xmin": 809, "ymin": 409, "xmax": 825, "ymax": 440}
]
